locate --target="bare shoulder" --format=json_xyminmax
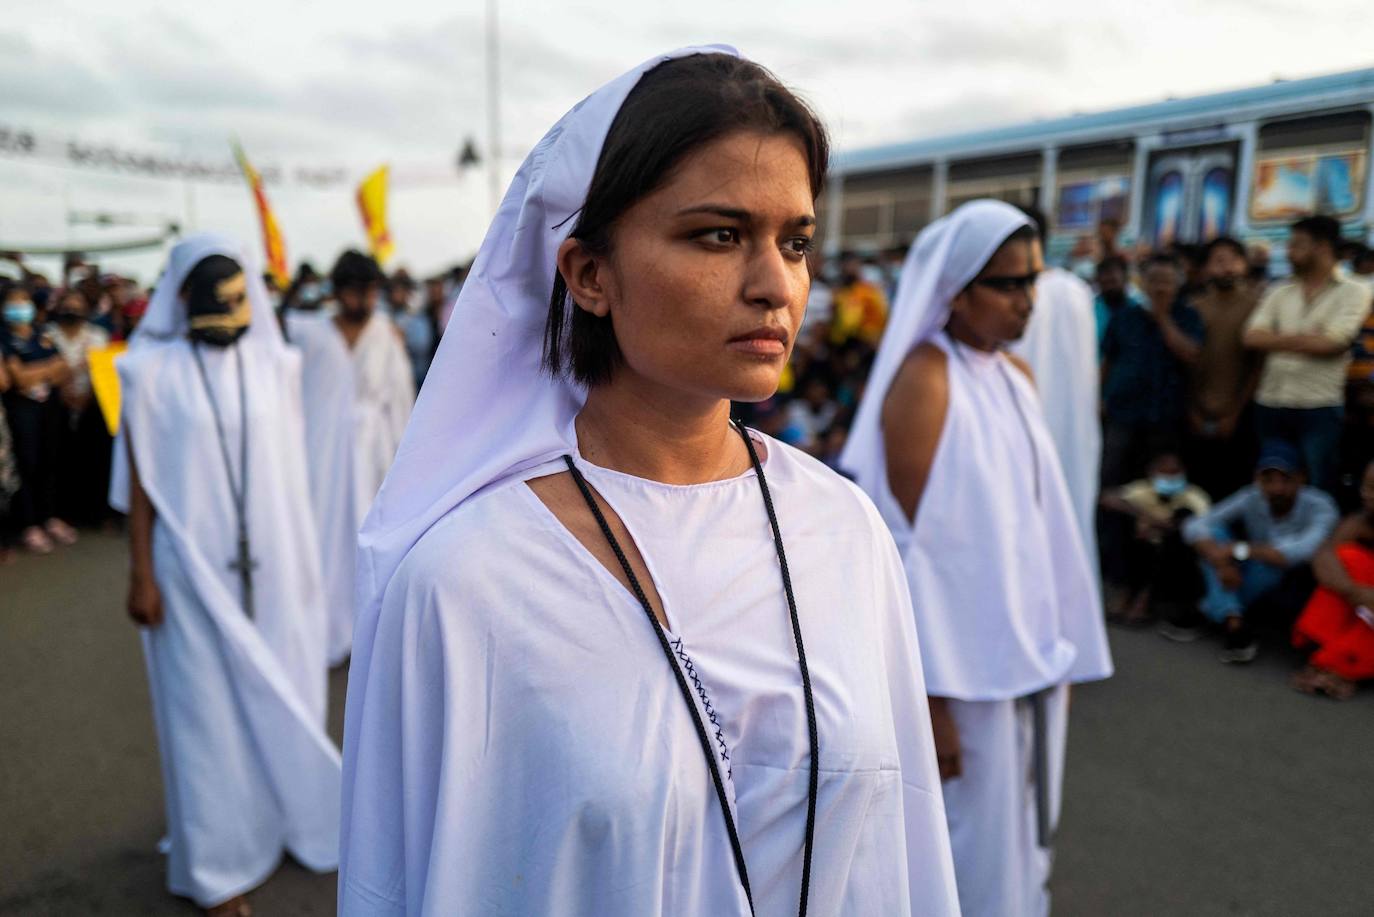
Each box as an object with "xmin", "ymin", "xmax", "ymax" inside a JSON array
[
  {"xmin": 1003, "ymin": 350, "xmax": 1036, "ymax": 387},
  {"xmin": 884, "ymin": 342, "xmax": 949, "ymax": 418}
]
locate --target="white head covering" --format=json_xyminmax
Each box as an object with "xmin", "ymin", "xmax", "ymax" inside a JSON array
[
  {"xmin": 838, "ymin": 199, "xmax": 1030, "ymax": 531},
  {"xmin": 352, "ymin": 45, "xmax": 739, "ymax": 632},
  {"xmin": 129, "ymin": 231, "xmax": 286, "ymax": 354},
  {"xmin": 109, "ymin": 231, "xmax": 288, "ymax": 512}
]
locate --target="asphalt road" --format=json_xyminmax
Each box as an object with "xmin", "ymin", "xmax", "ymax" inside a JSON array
[{"xmin": 3, "ymin": 530, "xmax": 1371, "ymax": 915}]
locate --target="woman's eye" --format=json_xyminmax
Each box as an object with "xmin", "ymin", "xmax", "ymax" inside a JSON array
[
  {"xmin": 786, "ymin": 236, "xmax": 816, "ymax": 256},
  {"xmin": 706, "ymin": 228, "xmax": 739, "ymax": 245}
]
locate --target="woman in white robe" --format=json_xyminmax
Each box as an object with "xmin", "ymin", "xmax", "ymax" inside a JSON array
[
  {"xmin": 284, "ymin": 308, "xmax": 360, "ymax": 665},
  {"xmin": 841, "ymin": 200, "xmax": 1114, "ymax": 917},
  {"xmin": 340, "ymin": 48, "xmax": 959, "ymax": 917},
  {"xmin": 111, "ymin": 234, "xmax": 340, "ymax": 915}
]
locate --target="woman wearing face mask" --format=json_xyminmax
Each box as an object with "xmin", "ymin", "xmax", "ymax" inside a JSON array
[
  {"xmin": 47, "ymin": 289, "xmax": 114, "ymax": 527},
  {"xmin": 842, "ymin": 200, "xmax": 1114, "ymax": 917},
  {"xmin": 340, "ymin": 49, "xmax": 959, "ymax": 917},
  {"xmin": 110, "ymin": 236, "xmax": 339, "ymax": 916},
  {"xmin": 1, "ymin": 281, "xmax": 75, "ymax": 554}
]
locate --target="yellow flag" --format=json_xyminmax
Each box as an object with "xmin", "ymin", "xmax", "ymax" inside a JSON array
[
  {"xmin": 88, "ymin": 342, "xmax": 129, "ymax": 436},
  {"xmin": 356, "ymin": 165, "xmax": 395, "ymax": 265},
  {"xmin": 231, "ymin": 141, "xmax": 290, "ymax": 290}
]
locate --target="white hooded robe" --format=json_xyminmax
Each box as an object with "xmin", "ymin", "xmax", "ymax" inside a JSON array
[
  {"xmin": 109, "ymin": 234, "xmax": 340, "ymax": 908},
  {"xmin": 339, "ymin": 46, "xmax": 960, "ymax": 917}
]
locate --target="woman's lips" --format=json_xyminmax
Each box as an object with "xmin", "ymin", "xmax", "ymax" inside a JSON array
[
  {"xmin": 728, "ymin": 337, "xmax": 787, "ymax": 356},
  {"xmin": 728, "ymin": 326, "xmax": 789, "ymax": 357}
]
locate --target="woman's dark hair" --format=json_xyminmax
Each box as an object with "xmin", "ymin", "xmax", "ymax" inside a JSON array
[
  {"xmin": 330, "ymin": 249, "xmax": 385, "ymax": 293},
  {"xmin": 180, "ymin": 255, "xmax": 242, "ymax": 303},
  {"xmin": 543, "ymin": 53, "xmax": 830, "ymax": 386}
]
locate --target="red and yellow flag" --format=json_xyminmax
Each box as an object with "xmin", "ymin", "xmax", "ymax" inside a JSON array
[
  {"xmin": 231, "ymin": 141, "xmax": 289, "ymax": 290},
  {"xmin": 356, "ymin": 165, "xmax": 395, "ymax": 265}
]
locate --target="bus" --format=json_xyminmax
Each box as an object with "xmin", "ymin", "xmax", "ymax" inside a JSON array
[{"xmin": 825, "ymin": 66, "xmax": 1374, "ymax": 267}]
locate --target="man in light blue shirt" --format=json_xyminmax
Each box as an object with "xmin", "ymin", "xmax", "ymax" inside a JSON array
[{"xmin": 1177, "ymin": 441, "xmax": 1338, "ymax": 662}]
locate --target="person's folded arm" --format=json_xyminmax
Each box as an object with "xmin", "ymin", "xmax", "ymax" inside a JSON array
[{"xmin": 1269, "ymin": 495, "xmax": 1341, "ymax": 566}]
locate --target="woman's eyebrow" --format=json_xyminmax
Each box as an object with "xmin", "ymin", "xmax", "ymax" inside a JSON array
[{"xmin": 675, "ymin": 204, "xmax": 816, "ymax": 228}]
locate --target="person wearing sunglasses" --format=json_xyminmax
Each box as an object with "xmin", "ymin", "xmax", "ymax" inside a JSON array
[{"xmin": 842, "ymin": 200, "xmax": 1113, "ymax": 917}]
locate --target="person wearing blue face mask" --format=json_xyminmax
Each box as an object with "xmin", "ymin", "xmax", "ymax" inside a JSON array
[
  {"xmin": 1100, "ymin": 450, "xmax": 1212, "ymax": 626},
  {"xmin": 1, "ymin": 280, "xmax": 75, "ymax": 554}
]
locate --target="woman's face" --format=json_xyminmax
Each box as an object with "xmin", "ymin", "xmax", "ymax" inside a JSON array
[
  {"xmin": 948, "ymin": 236, "xmax": 1041, "ymax": 349},
  {"xmin": 571, "ymin": 130, "xmax": 816, "ymax": 404}
]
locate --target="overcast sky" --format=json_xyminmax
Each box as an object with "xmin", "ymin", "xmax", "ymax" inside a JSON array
[{"xmin": 4, "ymin": 0, "xmax": 1373, "ymax": 282}]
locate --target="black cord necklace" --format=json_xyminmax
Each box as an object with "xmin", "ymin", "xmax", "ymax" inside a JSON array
[
  {"xmin": 562, "ymin": 420, "xmax": 819, "ymax": 917},
  {"xmin": 190, "ymin": 339, "xmax": 256, "ymax": 618}
]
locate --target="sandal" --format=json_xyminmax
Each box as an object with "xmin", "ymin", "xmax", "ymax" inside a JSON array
[
  {"xmin": 205, "ymin": 894, "xmax": 252, "ymax": 917},
  {"xmin": 1289, "ymin": 665, "xmax": 1323, "ymax": 695},
  {"xmin": 44, "ymin": 518, "xmax": 78, "ymax": 546},
  {"xmin": 1314, "ymin": 670, "xmax": 1357, "ymax": 701},
  {"xmin": 20, "ymin": 526, "xmax": 53, "ymax": 555}
]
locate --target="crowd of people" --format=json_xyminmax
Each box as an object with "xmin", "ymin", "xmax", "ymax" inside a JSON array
[
  {"xmin": 0, "ymin": 250, "xmax": 466, "ymax": 563},
  {"xmin": 5, "ymin": 206, "xmax": 1372, "ymax": 698},
  {"xmin": 750, "ymin": 210, "xmax": 1374, "ymax": 700}
]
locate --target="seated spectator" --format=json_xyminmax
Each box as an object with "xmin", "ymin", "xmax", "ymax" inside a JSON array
[
  {"xmin": 1178, "ymin": 441, "xmax": 1338, "ymax": 663},
  {"xmin": 1099, "ymin": 451, "xmax": 1210, "ymax": 625},
  {"xmin": 1290, "ymin": 459, "xmax": 1374, "ymax": 699},
  {"xmin": 1242, "ymin": 215, "xmax": 1373, "ymax": 492}
]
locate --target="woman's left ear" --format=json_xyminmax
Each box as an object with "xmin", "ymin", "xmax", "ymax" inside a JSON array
[{"xmin": 556, "ymin": 238, "xmax": 611, "ymax": 318}]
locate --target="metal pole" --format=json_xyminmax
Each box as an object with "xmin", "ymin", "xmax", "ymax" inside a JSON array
[{"xmin": 486, "ymin": 0, "xmax": 501, "ymax": 216}]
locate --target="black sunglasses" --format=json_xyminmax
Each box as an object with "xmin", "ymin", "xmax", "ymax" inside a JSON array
[{"xmin": 971, "ymin": 272, "xmax": 1040, "ymax": 294}]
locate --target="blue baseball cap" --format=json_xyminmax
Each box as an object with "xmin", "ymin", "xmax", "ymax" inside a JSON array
[{"xmin": 1256, "ymin": 440, "xmax": 1302, "ymax": 475}]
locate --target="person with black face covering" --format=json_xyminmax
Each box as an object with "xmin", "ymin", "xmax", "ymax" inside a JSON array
[
  {"xmin": 109, "ymin": 235, "xmax": 339, "ymax": 916},
  {"xmin": 1187, "ymin": 237, "xmax": 1262, "ymax": 499}
]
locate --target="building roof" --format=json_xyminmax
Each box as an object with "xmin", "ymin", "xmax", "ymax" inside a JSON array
[{"xmin": 835, "ymin": 66, "xmax": 1374, "ymax": 175}]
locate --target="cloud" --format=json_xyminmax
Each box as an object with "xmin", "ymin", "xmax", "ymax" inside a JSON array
[{"xmin": 0, "ymin": 29, "xmax": 127, "ymax": 120}]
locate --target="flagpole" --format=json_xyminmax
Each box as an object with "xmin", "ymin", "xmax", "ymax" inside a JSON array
[{"xmin": 486, "ymin": 0, "xmax": 501, "ymax": 216}]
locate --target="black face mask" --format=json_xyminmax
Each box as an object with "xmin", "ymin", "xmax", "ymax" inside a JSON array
[
  {"xmin": 186, "ymin": 269, "xmax": 250, "ymax": 348},
  {"xmin": 189, "ymin": 325, "xmax": 248, "ymax": 347},
  {"xmin": 54, "ymin": 310, "xmax": 85, "ymax": 325},
  {"xmin": 1211, "ymin": 276, "xmax": 1238, "ymax": 292},
  {"xmin": 1101, "ymin": 289, "xmax": 1127, "ymax": 307}
]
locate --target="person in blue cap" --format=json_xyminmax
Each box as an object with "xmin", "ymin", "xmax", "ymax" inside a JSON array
[{"xmin": 1174, "ymin": 440, "xmax": 1339, "ymax": 662}]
